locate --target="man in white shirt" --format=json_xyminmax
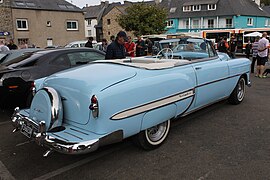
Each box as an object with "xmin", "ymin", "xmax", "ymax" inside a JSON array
[
  {"xmin": 257, "ymin": 32, "xmax": 269, "ymax": 78},
  {"xmin": 0, "ymin": 40, "xmax": 10, "ymax": 52}
]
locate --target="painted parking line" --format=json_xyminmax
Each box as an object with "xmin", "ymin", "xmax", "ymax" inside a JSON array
[
  {"xmin": 0, "ymin": 161, "xmax": 16, "ymax": 180},
  {"xmin": 33, "ymin": 143, "xmax": 130, "ymax": 180}
]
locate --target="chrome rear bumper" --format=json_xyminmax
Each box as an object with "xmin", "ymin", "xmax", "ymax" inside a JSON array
[{"xmin": 11, "ymin": 107, "xmax": 123, "ymax": 156}]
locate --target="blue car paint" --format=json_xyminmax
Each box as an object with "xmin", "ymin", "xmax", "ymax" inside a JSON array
[{"xmin": 12, "ymin": 38, "xmax": 251, "ymax": 155}]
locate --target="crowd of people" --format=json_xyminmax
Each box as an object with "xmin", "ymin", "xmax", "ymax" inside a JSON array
[
  {"xmin": 0, "ymin": 39, "xmax": 31, "ymax": 52},
  {"xmin": 85, "ymin": 31, "xmax": 153, "ymax": 60},
  {"xmin": 217, "ymin": 32, "xmax": 270, "ymax": 78}
]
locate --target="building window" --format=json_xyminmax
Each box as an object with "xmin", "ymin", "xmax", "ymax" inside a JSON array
[
  {"xmin": 107, "ymin": 19, "xmax": 111, "ymax": 25},
  {"xmin": 166, "ymin": 20, "xmax": 174, "ymax": 27},
  {"xmin": 184, "ymin": 20, "xmax": 189, "ymax": 29},
  {"xmin": 183, "ymin": 6, "xmax": 191, "ymax": 12},
  {"xmin": 108, "ymin": 31, "xmax": 110, "ymax": 35},
  {"xmin": 247, "ymin": 18, "xmax": 253, "ymax": 26},
  {"xmin": 18, "ymin": 38, "xmax": 29, "ymax": 46},
  {"xmin": 192, "ymin": 20, "xmax": 199, "ymax": 28},
  {"xmin": 170, "ymin": 7, "xmax": 177, "ymax": 13},
  {"xmin": 16, "ymin": 19, "xmax": 28, "ymax": 30},
  {"xmin": 46, "ymin": 21, "xmax": 51, "ymax": 27},
  {"xmin": 226, "ymin": 18, "xmax": 232, "ymax": 28},
  {"xmin": 87, "ymin": 19, "xmax": 91, "ymax": 26},
  {"xmin": 88, "ymin": 30, "xmax": 92, "ymax": 37},
  {"xmin": 208, "ymin": 19, "xmax": 214, "ymax": 28},
  {"xmin": 193, "ymin": 5, "xmax": 201, "ymax": 11},
  {"xmin": 0, "ymin": 0, "xmax": 4, "ymax": 3},
  {"xmin": 67, "ymin": 21, "xmax": 78, "ymax": 30},
  {"xmin": 208, "ymin": 4, "xmax": 216, "ymax": 10}
]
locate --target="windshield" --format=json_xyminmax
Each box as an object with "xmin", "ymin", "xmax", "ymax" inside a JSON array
[
  {"xmin": 1, "ymin": 52, "xmax": 43, "ymax": 68},
  {"xmin": 172, "ymin": 38, "xmax": 207, "ymax": 53}
]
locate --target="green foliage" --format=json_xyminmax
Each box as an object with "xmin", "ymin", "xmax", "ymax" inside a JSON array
[
  {"xmin": 117, "ymin": 3, "xmax": 168, "ymax": 36},
  {"xmin": 261, "ymin": 0, "xmax": 270, "ymax": 5}
]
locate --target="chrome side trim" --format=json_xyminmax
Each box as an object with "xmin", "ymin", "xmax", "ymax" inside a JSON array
[{"xmin": 111, "ymin": 89, "xmax": 195, "ymax": 120}]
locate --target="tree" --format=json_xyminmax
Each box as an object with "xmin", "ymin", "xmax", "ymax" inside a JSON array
[{"xmin": 117, "ymin": 3, "xmax": 168, "ymax": 36}]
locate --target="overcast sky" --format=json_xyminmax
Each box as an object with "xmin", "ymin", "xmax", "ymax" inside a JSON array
[{"xmin": 71, "ymin": 0, "xmax": 152, "ymax": 8}]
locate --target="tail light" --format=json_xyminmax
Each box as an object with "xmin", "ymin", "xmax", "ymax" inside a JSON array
[
  {"xmin": 89, "ymin": 95, "xmax": 99, "ymax": 118},
  {"xmin": 30, "ymin": 81, "xmax": 36, "ymax": 97}
]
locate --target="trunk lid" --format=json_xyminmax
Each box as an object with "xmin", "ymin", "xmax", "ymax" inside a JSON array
[{"xmin": 40, "ymin": 63, "xmax": 137, "ymax": 125}]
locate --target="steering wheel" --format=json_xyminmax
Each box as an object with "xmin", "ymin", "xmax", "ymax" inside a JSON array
[{"xmin": 156, "ymin": 48, "xmax": 174, "ymax": 59}]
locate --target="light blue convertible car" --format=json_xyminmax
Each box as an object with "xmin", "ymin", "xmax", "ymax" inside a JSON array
[{"xmin": 11, "ymin": 38, "xmax": 251, "ymax": 156}]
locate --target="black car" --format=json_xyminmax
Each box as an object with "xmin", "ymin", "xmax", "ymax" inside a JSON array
[
  {"xmin": 0, "ymin": 48, "xmax": 105, "ymax": 108},
  {"xmin": 0, "ymin": 48, "xmax": 42, "ymax": 64}
]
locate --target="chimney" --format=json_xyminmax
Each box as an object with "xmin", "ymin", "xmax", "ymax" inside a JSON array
[
  {"xmin": 155, "ymin": 0, "xmax": 162, "ymax": 4},
  {"xmin": 85, "ymin": 4, "xmax": 88, "ymax": 7},
  {"xmin": 253, "ymin": 0, "xmax": 260, "ymax": 6}
]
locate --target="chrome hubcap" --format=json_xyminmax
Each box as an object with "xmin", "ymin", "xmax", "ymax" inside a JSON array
[
  {"xmin": 146, "ymin": 121, "xmax": 167, "ymax": 142},
  {"xmin": 237, "ymin": 79, "xmax": 245, "ymax": 101}
]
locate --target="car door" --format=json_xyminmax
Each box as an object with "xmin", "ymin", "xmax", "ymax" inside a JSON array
[{"xmin": 192, "ymin": 40, "xmax": 230, "ymax": 109}]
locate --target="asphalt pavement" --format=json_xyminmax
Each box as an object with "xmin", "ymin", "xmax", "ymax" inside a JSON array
[{"xmin": 0, "ymin": 75, "xmax": 269, "ymax": 180}]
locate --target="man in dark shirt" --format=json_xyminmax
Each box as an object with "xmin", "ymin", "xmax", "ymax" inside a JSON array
[
  {"xmin": 7, "ymin": 39, "xmax": 18, "ymax": 50},
  {"xmin": 85, "ymin": 37, "xmax": 94, "ymax": 48},
  {"xmin": 105, "ymin": 31, "xmax": 127, "ymax": 59},
  {"xmin": 229, "ymin": 36, "xmax": 237, "ymax": 58}
]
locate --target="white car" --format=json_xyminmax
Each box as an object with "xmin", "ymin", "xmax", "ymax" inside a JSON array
[{"xmin": 65, "ymin": 40, "xmax": 97, "ymax": 48}]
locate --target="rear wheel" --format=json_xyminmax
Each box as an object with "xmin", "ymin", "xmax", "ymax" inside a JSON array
[
  {"xmin": 135, "ymin": 120, "xmax": 170, "ymax": 150},
  {"xmin": 228, "ymin": 77, "xmax": 246, "ymax": 105}
]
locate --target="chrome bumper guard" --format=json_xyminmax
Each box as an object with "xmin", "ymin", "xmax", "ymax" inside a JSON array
[{"xmin": 11, "ymin": 107, "xmax": 123, "ymax": 155}]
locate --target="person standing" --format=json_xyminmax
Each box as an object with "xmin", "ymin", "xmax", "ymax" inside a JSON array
[
  {"xmin": 135, "ymin": 35, "xmax": 146, "ymax": 57},
  {"xmin": 217, "ymin": 37, "xmax": 229, "ymax": 54},
  {"xmin": 101, "ymin": 38, "xmax": 108, "ymax": 52},
  {"xmin": 145, "ymin": 38, "xmax": 153, "ymax": 56},
  {"xmin": 7, "ymin": 39, "xmax": 18, "ymax": 50},
  {"xmin": 85, "ymin": 37, "xmax": 94, "ymax": 48},
  {"xmin": 251, "ymin": 36, "xmax": 260, "ymax": 73},
  {"xmin": 245, "ymin": 40, "xmax": 252, "ymax": 59},
  {"xmin": 229, "ymin": 36, "xmax": 237, "ymax": 58},
  {"xmin": 124, "ymin": 36, "xmax": 135, "ymax": 57},
  {"xmin": 105, "ymin": 31, "xmax": 127, "ymax": 60},
  {"xmin": 257, "ymin": 32, "xmax": 269, "ymax": 78},
  {"xmin": 0, "ymin": 40, "xmax": 9, "ymax": 52}
]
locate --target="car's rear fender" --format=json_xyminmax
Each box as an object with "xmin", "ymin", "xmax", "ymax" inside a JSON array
[{"xmin": 89, "ymin": 68, "xmax": 196, "ymax": 138}]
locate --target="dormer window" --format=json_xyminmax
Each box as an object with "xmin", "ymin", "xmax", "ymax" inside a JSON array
[
  {"xmin": 208, "ymin": 4, "xmax": 216, "ymax": 10},
  {"xmin": 170, "ymin": 7, "xmax": 177, "ymax": 13},
  {"xmin": 193, "ymin": 5, "xmax": 201, "ymax": 11},
  {"xmin": 183, "ymin": 6, "xmax": 191, "ymax": 12}
]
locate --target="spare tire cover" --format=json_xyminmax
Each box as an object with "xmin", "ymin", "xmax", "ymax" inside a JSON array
[{"xmin": 29, "ymin": 87, "xmax": 63, "ymax": 131}]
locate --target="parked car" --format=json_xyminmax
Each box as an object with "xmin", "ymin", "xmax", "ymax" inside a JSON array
[
  {"xmin": 65, "ymin": 40, "xmax": 97, "ymax": 48},
  {"xmin": 11, "ymin": 38, "xmax": 251, "ymax": 156},
  {"xmin": 0, "ymin": 48, "xmax": 42, "ymax": 64},
  {"xmin": 0, "ymin": 48, "xmax": 105, "ymax": 108}
]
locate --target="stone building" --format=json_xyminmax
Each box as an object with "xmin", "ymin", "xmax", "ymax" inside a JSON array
[
  {"xmin": 0, "ymin": 0, "xmax": 85, "ymax": 48},
  {"xmin": 0, "ymin": 0, "xmax": 13, "ymax": 42}
]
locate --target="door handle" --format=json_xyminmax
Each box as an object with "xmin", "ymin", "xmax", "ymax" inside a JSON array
[{"xmin": 195, "ymin": 67, "xmax": 202, "ymax": 70}]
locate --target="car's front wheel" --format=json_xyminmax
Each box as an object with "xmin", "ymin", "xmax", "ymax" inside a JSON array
[
  {"xmin": 135, "ymin": 120, "xmax": 170, "ymax": 150},
  {"xmin": 228, "ymin": 76, "xmax": 246, "ymax": 105}
]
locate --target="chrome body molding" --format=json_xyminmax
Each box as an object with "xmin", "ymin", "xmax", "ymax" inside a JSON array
[
  {"xmin": 11, "ymin": 107, "xmax": 123, "ymax": 155},
  {"xmin": 42, "ymin": 87, "xmax": 62, "ymax": 130},
  {"xmin": 111, "ymin": 89, "xmax": 195, "ymax": 120}
]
